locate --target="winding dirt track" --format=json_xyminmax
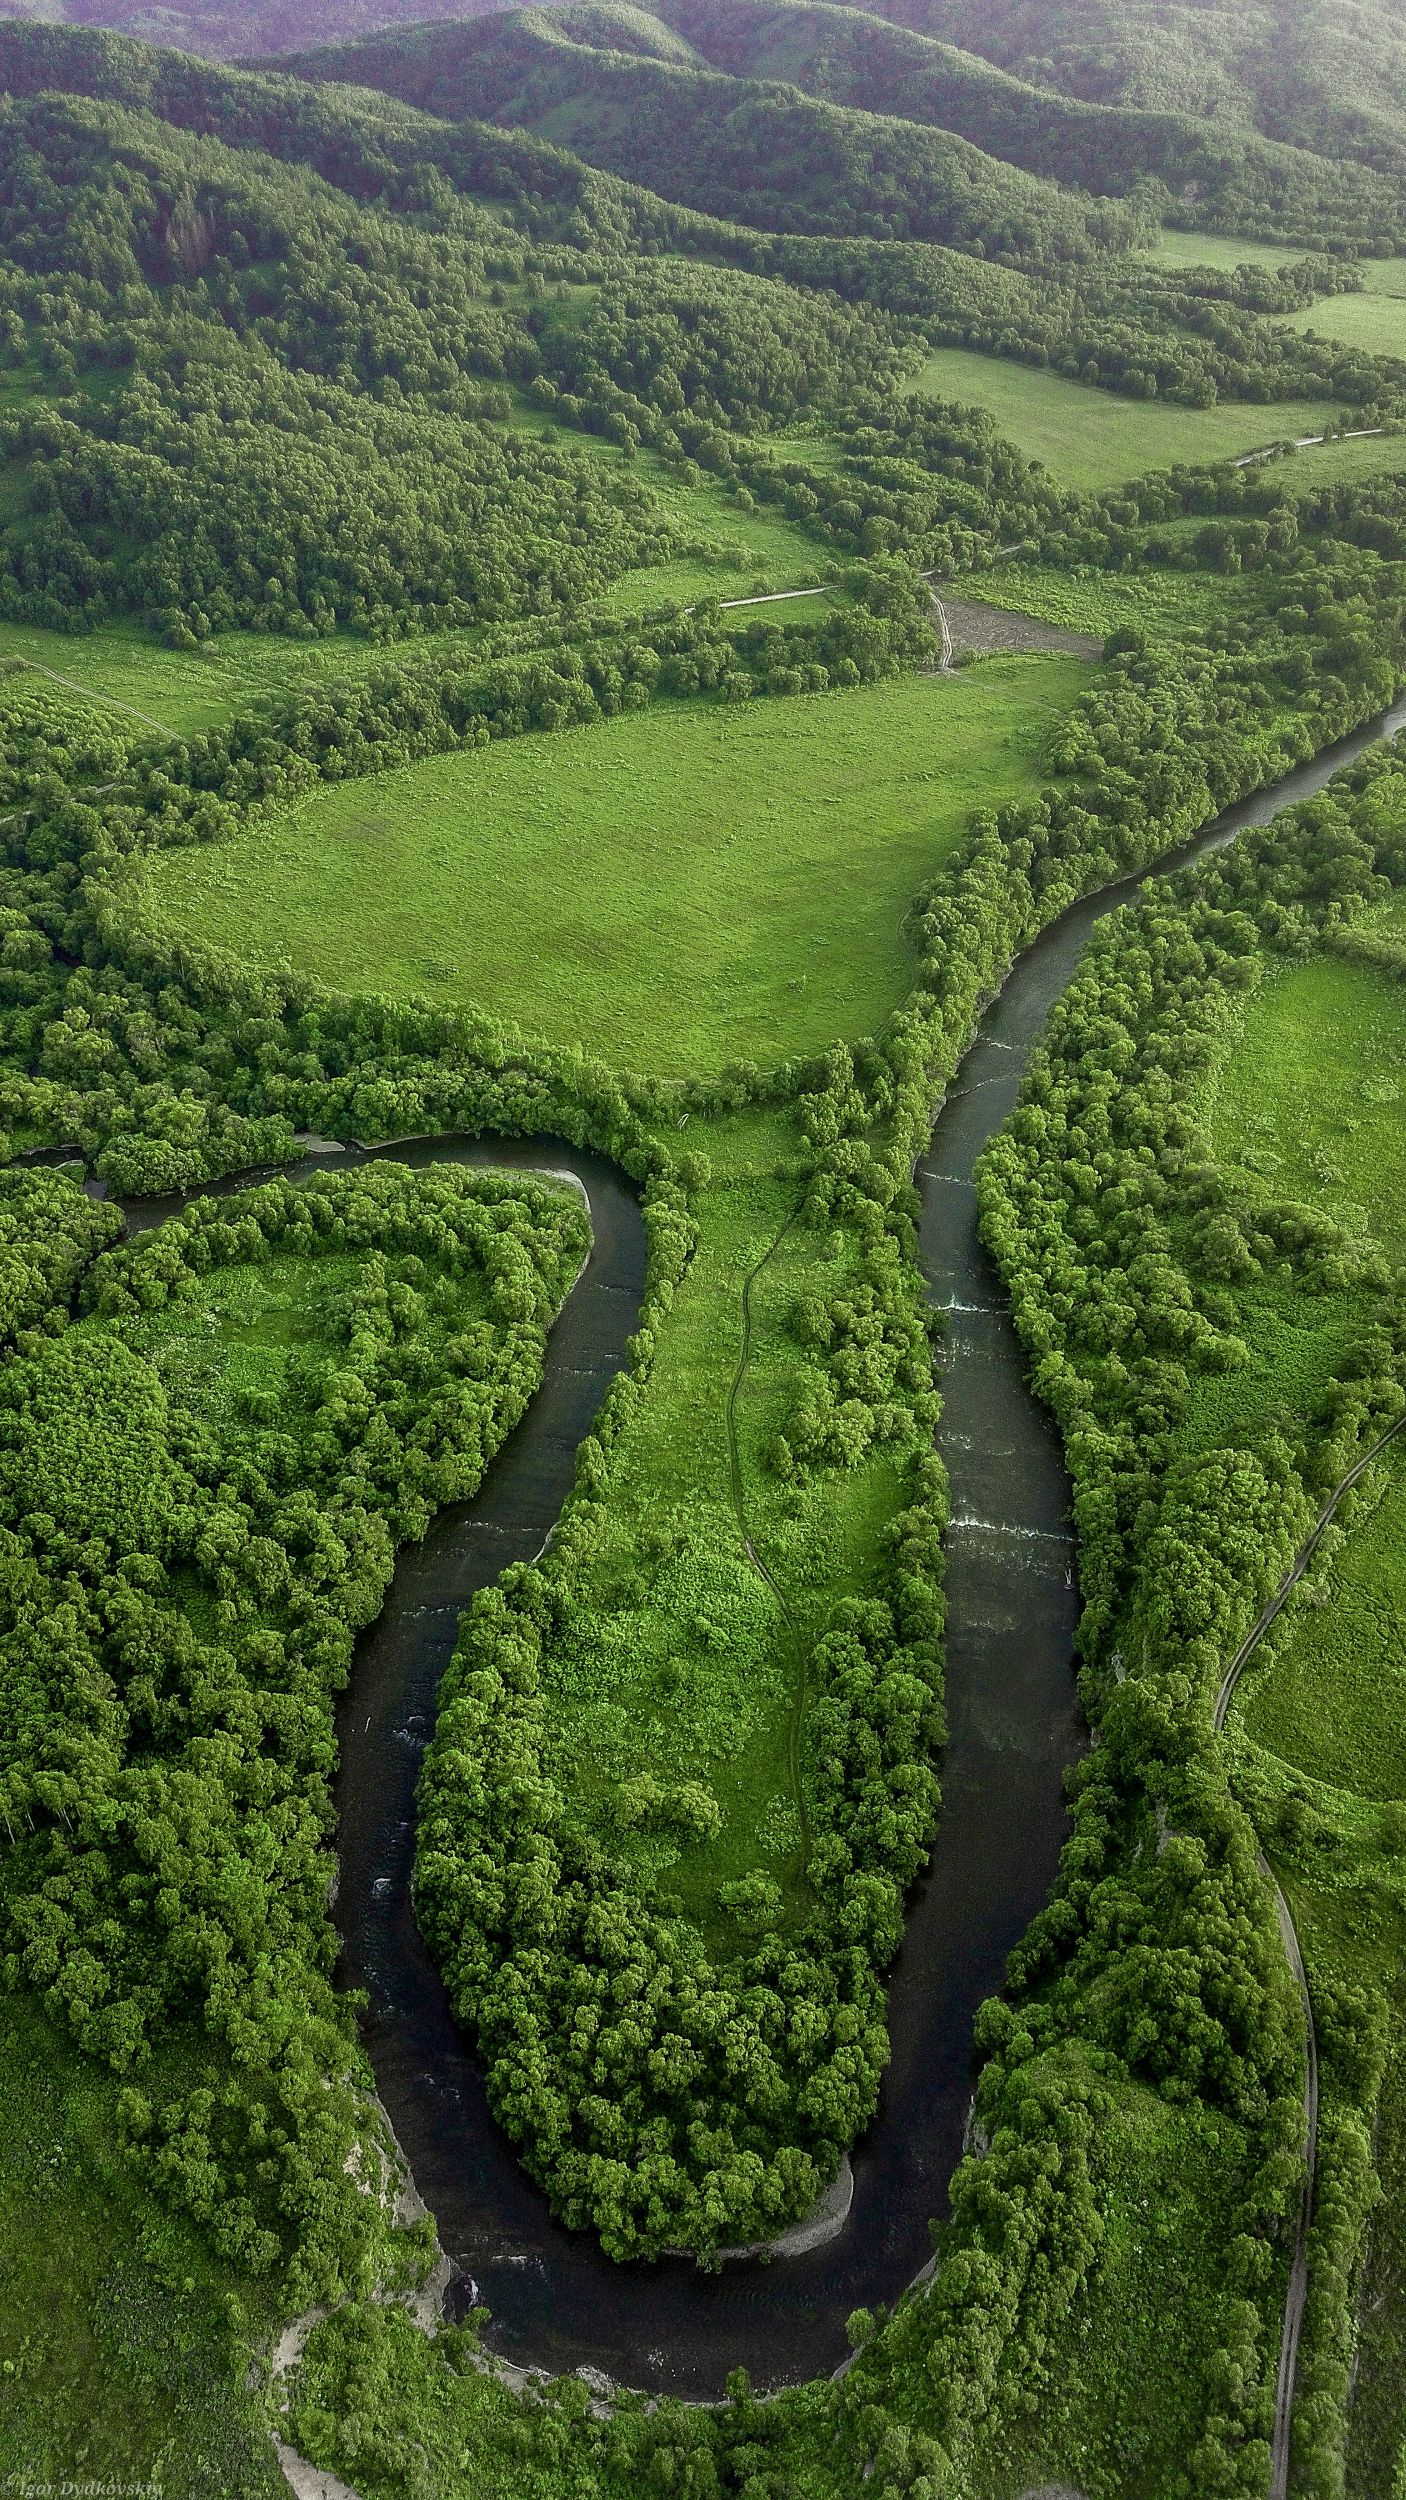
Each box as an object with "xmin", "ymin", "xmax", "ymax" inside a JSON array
[{"xmin": 1213, "ymin": 1413, "xmax": 1406, "ymax": 2499}]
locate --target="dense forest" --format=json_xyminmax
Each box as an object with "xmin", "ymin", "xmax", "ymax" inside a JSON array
[{"xmin": 0, "ymin": 6, "xmax": 1403, "ymax": 2498}]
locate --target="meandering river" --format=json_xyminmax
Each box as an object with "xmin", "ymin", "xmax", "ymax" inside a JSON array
[{"xmin": 115, "ymin": 691, "xmax": 1406, "ymax": 2401}]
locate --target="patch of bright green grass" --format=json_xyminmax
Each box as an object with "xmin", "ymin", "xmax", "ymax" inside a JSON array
[
  {"xmin": 1239, "ymin": 1443, "xmax": 1406, "ymax": 1803},
  {"xmin": 1204, "ymin": 953, "xmax": 1406, "ymax": 1254},
  {"xmin": 1287, "ymin": 289, "xmax": 1406, "ymax": 360},
  {"xmin": 539, "ymin": 1108, "xmax": 914, "ymax": 1948},
  {"xmin": 131, "ymin": 656, "xmax": 1093, "ymax": 1081},
  {"xmin": 0, "ymin": 1995, "xmax": 281, "ymax": 2497},
  {"xmin": 1174, "ymin": 945, "xmax": 1406, "ymax": 1459},
  {"xmin": 968, "ymin": 553, "xmax": 1239, "ymax": 637},
  {"xmin": 492, "ymin": 385, "xmax": 832, "ymax": 609},
  {"xmin": 907, "ymin": 347, "xmax": 1339, "ymax": 490},
  {"xmin": 1178, "ymin": 1277, "xmax": 1374, "ymax": 1464},
  {"xmin": 1250, "ymin": 430, "xmax": 1406, "ymax": 496},
  {"xmin": 1146, "ymin": 227, "xmax": 1298, "ymax": 272},
  {"xmin": 103, "ymin": 1246, "xmax": 367, "ymax": 1425},
  {"xmin": 0, "ymin": 619, "xmax": 498, "ymax": 741},
  {"xmin": 1361, "ymin": 259, "xmax": 1406, "ymax": 299}
]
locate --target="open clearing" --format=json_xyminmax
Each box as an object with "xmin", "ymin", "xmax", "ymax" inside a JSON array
[
  {"xmin": 132, "ymin": 656, "xmax": 1092, "ymax": 1079},
  {"xmin": 906, "ymin": 348, "xmax": 1340, "ymax": 490},
  {"xmin": 1287, "ymin": 287, "xmax": 1406, "ymax": 360},
  {"xmin": 1146, "ymin": 228, "xmax": 1299, "ymax": 272},
  {"xmin": 1205, "ymin": 951, "xmax": 1406, "ymax": 1254},
  {"xmin": 492, "ymin": 387, "xmax": 831, "ymax": 611},
  {"xmin": 540, "ymin": 1107, "xmax": 911, "ymax": 1947},
  {"xmin": 0, "ymin": 618, "xmax": 500, "ymax": 740}
]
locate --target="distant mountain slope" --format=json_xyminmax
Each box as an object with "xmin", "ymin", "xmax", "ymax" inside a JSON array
[
  {"xmin": 5, "ymin": 0, "xmax": 1405, "ymax": 237},
  {"xmin": 844, "ymin": 0, "xmax": 1406, "ymax": 186},
  {"xmin": 0, "ymin": 0, "xmax": 525, "ymax": 58},
  {"xmin": 276, "ymin": 7, "xmax": 1158, "ymax": 263},
  {"xmin": 637, "ymin": 0, "xmax": 1401, "ymax": 242}
]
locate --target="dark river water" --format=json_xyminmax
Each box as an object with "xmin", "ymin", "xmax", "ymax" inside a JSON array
[{"xmin": 111, "ymin": 692, "xmax": 1406, "ymax": 2398}]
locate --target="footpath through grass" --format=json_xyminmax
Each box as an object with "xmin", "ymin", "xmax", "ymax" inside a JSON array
[
  {"xmin": 906, "ymin": 347, "xmax": 1340, "ymax": 491},
  {"xmin": 538, "ymin": 1107, "xmax": 915, "ymax": 1948},
  {"xmin": 132, "ymin": 655, "xmax": 1092, "ymax": 1081},
  {"xmin": 0, "ymin": 618, "xmax": 498, "ymax": 741}
]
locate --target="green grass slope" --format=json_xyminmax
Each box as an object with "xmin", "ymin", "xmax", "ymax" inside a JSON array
[
  {"xmin": 127, "ymin": 656, "xmax": 1092, "ymax": 1078},
  {"xmin": 908, "ymin": 346, "xmax": 1341, "ymax": 488}
]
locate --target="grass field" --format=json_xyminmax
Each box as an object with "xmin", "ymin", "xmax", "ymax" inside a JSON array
[
  {"xmin": 1251, "ymin": 431, "xmax": 1406, "ymax": 495},
  {"xmin": 540, "ymin": 1106, "xmax": 915, "ymax": 1945},
  {"xmin": 131, "ymin": 656, "xmax": 1093, "ymax": 1080},
  {"xmin": 1288, "ymin": 289, "xmax": 1406, "ymax": 360},
  {"xmin": 1205, "ymin": 952, "xmax": 1406, "ymax": 1253},
  {"xmin": 1146, "ymin": 228, "xmax": 1299, "ymax": 272},
  {"xmin": 968, "ymin": 552, "xmax": 1242, "ymax": 637},
  {"xmin": 1172, "ymin": 946, "xmax": 1406, "ymax": 1458},
  {"xmin": 0, "ymin": 619, "xmax": 501, "ymax": 741},
  {"xmin": 906, "ymin": 347, "xmax": 1340, "ymax": 490},
  {"xmin": 491, "ymin": 387, "xmax": 832, "ymax": 611}
]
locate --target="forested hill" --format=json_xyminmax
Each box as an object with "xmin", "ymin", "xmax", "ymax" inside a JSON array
[
  {"xmin": 0, "ymin": 0, "xmax": 520, "ymax": 60},
  {"xmin": 571, "ymin": 0, "xmax": 1406, "ymax": 243},
  {"xmin": 846, "ymin": 0, "xmax": 1406, "ymax": 188},
  {"xmin": 6, "ymin": 0, "xmax": 1406, "ymax": 244},
  {"xmin": 275, "ymin": 10, "xmax": 1154, "ymax": 260},
  {"xmin": 276, "ymin": 2, "xmax": 1406, "ymax": 251}
]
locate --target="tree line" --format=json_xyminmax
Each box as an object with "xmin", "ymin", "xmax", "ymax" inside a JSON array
[{"xmin": 0, "ymin": 1155, "xmax": 589, "ymax": 2304}]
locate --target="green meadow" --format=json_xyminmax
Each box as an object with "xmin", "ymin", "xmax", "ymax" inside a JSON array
[
  {"xmin": 1171, "ymin": 943, "xmax": 1406, "ymax": 1461},
  {"xmin": 132, "ymin": 655, "xmax": 1093, "ymax": 1080},
  {"xmin": 491, "ymin": 385, "xmax": 833, "ymax": 610},
  {"xmin": 1206, "ymin": 951, "xmax": 1406, "ymax": 1253},
  {"xmin": 539, "ymin": 1107, "xmax": 911, "ymax": 1948},
  {"xmin": 0, "ymin": 620, "xmax": 465, "ymax": 741},
  {"xmin": 968, "ymin": 552, "xmax": 1242, "ymax": 638},
  {"xmin": 1146, "ymin": 228, "xmax": 1299, "ymax": 272},
  {"xmin": 1288, "ymin": 285, "xmax": 1406, "ymax": 361},
  {"xmin": 906, "ymin": 347, "xmax": 1339, "ymax": 489}
]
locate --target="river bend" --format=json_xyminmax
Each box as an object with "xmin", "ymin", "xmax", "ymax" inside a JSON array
[{"xmin": 113, "ymin": 693, "xmax": 1406, "ymax": 2398}]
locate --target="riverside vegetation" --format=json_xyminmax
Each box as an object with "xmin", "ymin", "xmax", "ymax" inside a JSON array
[{"xmin": 0, "ymin": 7, "xmax": 1405, "ymax": 2498}]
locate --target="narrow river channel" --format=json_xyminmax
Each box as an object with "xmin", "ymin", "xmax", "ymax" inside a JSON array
[{"xmin": 117, "ymin": 690, "xmax": 1406, "ymax": 2400}]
